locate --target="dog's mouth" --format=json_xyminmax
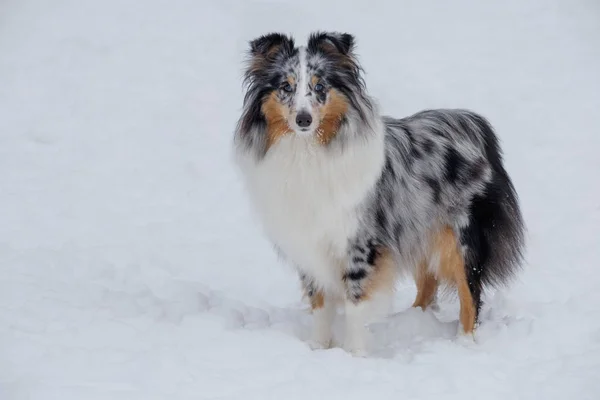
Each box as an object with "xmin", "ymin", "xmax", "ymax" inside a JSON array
[{"xmin": 292, "ymin": 125, "xmax": 313, "ymax": 135}]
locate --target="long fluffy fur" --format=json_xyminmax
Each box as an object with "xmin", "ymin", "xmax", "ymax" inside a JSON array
[{"xmin": 233, "ymin": 31, "xmax": 525, "ymax": 354}]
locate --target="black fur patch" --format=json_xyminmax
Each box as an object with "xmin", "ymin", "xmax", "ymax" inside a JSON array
[
  {"xmin": 345, "ymin": 269, "xmax": 368, "ymax": 281},
  {"xmin": 307, "ymin": 31, "xmax": 355, "ymax": 55},
  {"xmin": 444, "ymin": 147, "xmax": 467, "ymax": 183},
  {"xmin": 249, "ymin": 33, "xmax": 295, "ymax": 57},
  {"xmin": 426, "ymin": 177, "xmax": 441, "ymax": 203},
  {"xmin": 410, "ymin": 144, "xmax": 423, "ymax": 160},
  {"xmin": 375, "ymin": 207, "xmax": 388, "ymax": 233},
  {"xmin": 365, "ymin": 246, "xmax": 378, "ymax": 266},
  {"xmin": 315, "ymin": 89, "xmax": 327, "ymax": 104},
  {"xmin": 422, "ymin": 139, "xmax": 435, "ymax": 155}
]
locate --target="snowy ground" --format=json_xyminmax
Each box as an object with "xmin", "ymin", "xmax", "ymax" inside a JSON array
[{"xmin": 1, "ymin": 0, "xmax": 600, "ymax": 399}]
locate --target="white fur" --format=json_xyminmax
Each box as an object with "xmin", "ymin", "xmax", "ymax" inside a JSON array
[
  {"xmin": 343, "ymin": 300, "xmax": 371, "ymax": 356},
  {"xmin": 308, "ymin": 297, "xmax": 336, "ymax": 349},
  {"xmin": 291, "ymin": 46, "xmax": 316, "ymax": 135},
  {"xmin": 235, "ymin": 127, "xmax": 385, "ymax": 295},
  {"xmin": 344, "ymin": 279, "xmax": 396, "ymax": 355},
  {"xmin": 294, "ymin": 47, "xmax": 310, "ymax": 112}
]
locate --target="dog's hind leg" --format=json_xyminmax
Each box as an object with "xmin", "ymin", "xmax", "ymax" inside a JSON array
[
  {"xmin": 434, "ymin": 226, "xmax": 480, "ymax": 335},
  {"xmin": 412, "ymin": 260, "xmax": 439, "ymax": 310}
]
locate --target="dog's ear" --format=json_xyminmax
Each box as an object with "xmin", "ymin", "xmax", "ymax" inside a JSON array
[
  {"xmin": 245, "ymin": 33, "xmax": 294, "ymax": 82},
  {"xmin": 249, "ymin": 33, "xmax": 295, "ymax": 59},
  {"xmin": 307, "ymin": 31, "xmax": 356, "ymax": 56}
]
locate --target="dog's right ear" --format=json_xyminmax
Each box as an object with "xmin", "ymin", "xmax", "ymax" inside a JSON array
[
  {"xmin": 244, "ymin": 33, "xmax": 294, "ymax": 82},
  {"xmin": 249, "ymin": 33, "xmax": 295, "ymax": 59}
]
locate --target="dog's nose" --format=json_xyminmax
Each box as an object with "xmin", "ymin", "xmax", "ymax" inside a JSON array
[{"xmin": 296, "ymin": 112, "xmax": 313, "ymax": 128}]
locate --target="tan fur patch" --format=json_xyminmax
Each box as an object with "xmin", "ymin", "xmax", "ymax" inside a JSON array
[
  {"xmin": 315, "ymin": 89, "xmax": 348, "ymax": 145},
  {"xmin": 412, "ymin": 263, "xmax": 438, "ymax": 309},
  {"xmin": 310, "ymin": 75, "xmax": 319, "ymax": 87},
  {"xmin": 318, "ymin": 41, "xmax": 345, "ymax": 58},
  {"xmin": 432, "ymin": 226, "xmax": 476, "ymax": 333},
  {"xmin": 287, "ymin": 76, "xmax": 296, "ymax": 86},
  {"xmin": 248, "ymin": 59, "xmax": 264, "ymax": 78},
  {"xmin": 310, "ymin": 291, "xmax": 325, "ymax": 310},
  {"xmin": 362, "ymin": 247, "xmax": 397, "ymax": 301},
  {"xmin": 315, "ymin": 42, "xmax": 355, "ymax": 70},
  {"xmin": 261, "ymin": 92, "xmax": 292, "ymax": 149},
  {"xmin": 266, "ymin": 44, "xmax": 281, "ymax": 58},
  {"xmin": 248, "ymin": 44, "xmax": 283, "ymax": 81}
]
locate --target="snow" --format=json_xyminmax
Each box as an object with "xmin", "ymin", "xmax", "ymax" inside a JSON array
[{"xmin": 1, "ymin": 0, "xmax": 599, "ymax": 399}]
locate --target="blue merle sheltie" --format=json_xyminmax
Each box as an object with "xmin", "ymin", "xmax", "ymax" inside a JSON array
[{"xmin": 233, "ymin": 31, "xmax": 525, "ymax": 355}]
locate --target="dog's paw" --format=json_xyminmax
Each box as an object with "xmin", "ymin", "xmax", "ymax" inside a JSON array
[
  {"xmin": 342, "ymin": 338, "xmax": 369, "ymax": 357},
  {"xmin": 456, "ymin": 324, "xmax": 476, "ymax": 345},
  {"xmin": 345, "ymin": 346, "xmax": 368, "ymax": 358},
  {"xmin": 307, "ymin": 338, "xmax": 333, "ymax": 351}
]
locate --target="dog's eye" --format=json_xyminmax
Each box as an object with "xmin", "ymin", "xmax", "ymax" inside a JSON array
[
  {"xmin": 282, "ymin": 83, "xmax": 293, "ymax": 93},
  {"xmin": 314, "ymin": 83, "xmax": 324, "ymax": 92}
]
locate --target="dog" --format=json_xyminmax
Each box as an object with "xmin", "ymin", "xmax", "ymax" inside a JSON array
[{"xmin": 232, "ymin": 31, "xmax": 525, "ymax": 356}]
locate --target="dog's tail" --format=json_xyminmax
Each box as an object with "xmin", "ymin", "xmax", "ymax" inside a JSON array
[{"xmin": 462, "ymin": 114, "xmax": 526, "ymax": 289}]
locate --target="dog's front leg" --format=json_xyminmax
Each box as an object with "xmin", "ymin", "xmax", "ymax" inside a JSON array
[
  {"xmin": 300, "ymin": 273, "xmax": 336, "ymax": 350},
  {"xmin": 342, "ymin": 238, "xmax": 396, "ymax": 356}
]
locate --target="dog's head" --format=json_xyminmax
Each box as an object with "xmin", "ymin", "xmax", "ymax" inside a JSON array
[{"xmin": 239, "ymin": 32, "xmax": 373, "ymax": 148}]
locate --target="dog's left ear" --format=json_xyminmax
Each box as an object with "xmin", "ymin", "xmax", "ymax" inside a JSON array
[{"xmin": 308, "ymin": 31, "xmax": 356, "ymax": 56}]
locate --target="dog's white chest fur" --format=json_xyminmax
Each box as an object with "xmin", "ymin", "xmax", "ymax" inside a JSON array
[{"xmin": 237, "ymin": 133, "xmax": 385, "ymax": 292}]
